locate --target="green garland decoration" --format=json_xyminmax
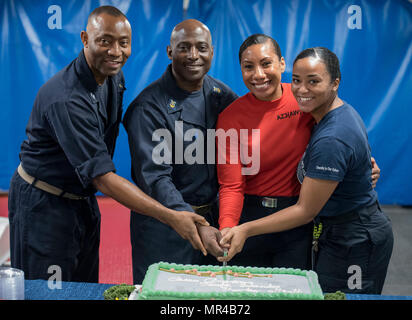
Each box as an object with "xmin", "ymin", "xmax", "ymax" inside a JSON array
[
  {"xmin": 103, "ymin": 284, "xmax": 136, "ymax": 300},
  {"xmin": 324, "ymin": 291, "xmax": 347, "ymax": 300}
]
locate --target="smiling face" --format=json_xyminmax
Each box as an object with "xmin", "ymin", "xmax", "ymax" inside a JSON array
[
  {"xmin": 81, "ymin": 12, "xmax": 131, "ymax": 84},
  {"xmin": 291, "ymin": 56, "xmax": 340, "ymax": 121},
  {"xmin": 240, "ymin": 41, "xmax": 285, "ymax": 101},
  {"xmin": 167, "ymin": 19, "xmax": 213, "ymax": 92}
]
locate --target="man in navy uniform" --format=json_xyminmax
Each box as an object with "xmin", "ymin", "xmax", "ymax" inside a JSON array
[
  {"xmin": 123, "ymin": 19, "xmax": 238, "ymax": 284},
  {"xmin": 8, "ymin": 6, "xmax": 208, "ymax": 282}
]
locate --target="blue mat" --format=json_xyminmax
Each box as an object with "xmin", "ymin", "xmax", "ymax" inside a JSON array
[
  {"xmin": 25, "ymin": 280, "xmax": 114, "ymax": 300},
  {"xmin": 24, "ymin": 280, "xmax": 412, "ymax": 300},
  {"xmin": 346, "ymin": 294, "xmax": 412, "ymax": 300}
]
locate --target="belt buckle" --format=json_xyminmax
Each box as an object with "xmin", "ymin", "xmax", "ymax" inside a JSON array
[{"xmin": 261, "ymin": 197, "xmax": 277, "ymax": 208}]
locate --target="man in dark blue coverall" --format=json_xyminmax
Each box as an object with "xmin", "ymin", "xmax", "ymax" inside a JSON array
[
  {"xmin": 123, "ymin": 19, "xmax": 238, "ymax": 284},
  {"xmin": 8, "ymin": 6, "xmax": 209, "ymax": 282}
]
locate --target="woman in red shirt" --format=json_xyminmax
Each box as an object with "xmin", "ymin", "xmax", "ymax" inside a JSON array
[{"xmin": 216, "ymin": 34, "xmax": 314, "ymax": 269}]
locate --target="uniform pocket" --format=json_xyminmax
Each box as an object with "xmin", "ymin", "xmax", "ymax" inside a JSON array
[
  {"xmin": 364, "ymin": 210, "xmax": 393, "ymax": 246},
  {"xmin": 322, "ymin": 219, "xmax": 373, "ymax": 259},
  {"xmin": 316, "ymin": 220, "xmax": 374, "ymax": 292},
  {"xmin": 25, "ymin": 194, "xmax": 80, "ymax": 258}
]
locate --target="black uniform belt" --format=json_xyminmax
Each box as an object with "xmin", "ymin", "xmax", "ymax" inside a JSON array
[
  {"xmin": 191, "ymin": 203, "xmax": 213, "ymax": 216},
  {"xmin": 244, "ymin": 194, "xmax": 299, "ymax": 209},
  {"xmin": 17, "ymin": 163, "xmax": 87, "ymax": 200},
  {"xmin": 319, "ymin": 201, "xmax": 379, "ymax": 225}
]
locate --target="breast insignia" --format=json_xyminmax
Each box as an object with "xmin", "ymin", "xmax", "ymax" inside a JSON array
[
  {"xmin": 168, "ymin": 99, "xmax": 176, "ymax": 109},
  {"xmin": 213, "ymin": 86, "xmax": 221, "ymax": 94}
]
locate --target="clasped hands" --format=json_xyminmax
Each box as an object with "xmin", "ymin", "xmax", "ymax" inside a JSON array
[
  {"xmin": 197, "ymin": 225, "xmax": 246, "ymax": 262},
  {"xmin": 167, "ymin": 210, "xmax": 243, "ymax": 261}
]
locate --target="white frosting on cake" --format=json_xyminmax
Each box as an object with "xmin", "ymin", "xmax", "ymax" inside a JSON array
[{"xmin": 154, "ymin": 271, "xmax": 311, "ymax": 294}]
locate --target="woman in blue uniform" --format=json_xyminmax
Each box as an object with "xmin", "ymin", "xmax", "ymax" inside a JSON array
[{"xmin": 219, "ymin": 47, "xmax": 393, "ymax": 294}]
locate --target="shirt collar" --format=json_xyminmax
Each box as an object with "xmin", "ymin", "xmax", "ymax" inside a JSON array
[{"xmin": 75, "ymin": 49, "xmax": 100, "ymax": 93}]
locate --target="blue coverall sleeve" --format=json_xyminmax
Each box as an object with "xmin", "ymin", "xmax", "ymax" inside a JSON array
[
  {"xmin": 44, "ymin": 100, "xmax": 116, "ymax": 189},
  {"xmin": 124, "ymin": 104, "xmax": 194, "ymax": 212},
  {"xmin": 304, "ymin": 136, "xmax": 353, "ymax": 182}
]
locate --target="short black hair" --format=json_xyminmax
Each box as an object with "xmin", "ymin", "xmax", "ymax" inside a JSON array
[
  {"xmin": 238, "ymin": 34, "xmax": 282, "ymax": 63},
  {"xmin": 88, "ymin": 5, "xmax": 126, "ymax": 21},
  {"xmin": 293, "ymin": 47, "xmax": 341, "ymax": 82}
]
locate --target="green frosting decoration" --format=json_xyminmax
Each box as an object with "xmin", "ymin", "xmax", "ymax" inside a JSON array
[{"xmin": 137, "ymin": 262, "xmax": 324, "ymax": 300}]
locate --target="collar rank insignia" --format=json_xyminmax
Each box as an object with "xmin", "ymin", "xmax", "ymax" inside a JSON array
[
  {"xmin": 168, "ymin": 99, "xmax": 177, "ymax": 109},
  {"xmin": 213, "ymin": 86, "xmax": 221, "ymax": 94}
]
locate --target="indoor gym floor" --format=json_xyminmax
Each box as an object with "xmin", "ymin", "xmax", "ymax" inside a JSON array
[{"xmin": 0, "ymin": 195, "xmax": 411, "ymax": 295}]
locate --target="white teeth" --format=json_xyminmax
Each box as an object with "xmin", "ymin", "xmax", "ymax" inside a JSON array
[
  {"xmin": 254, "ymin": 83, "xmax": 269, "ymax": 89},
  {"xmin": 299, "ymin": 97, "xmax": 313, "ymax": 102}
]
